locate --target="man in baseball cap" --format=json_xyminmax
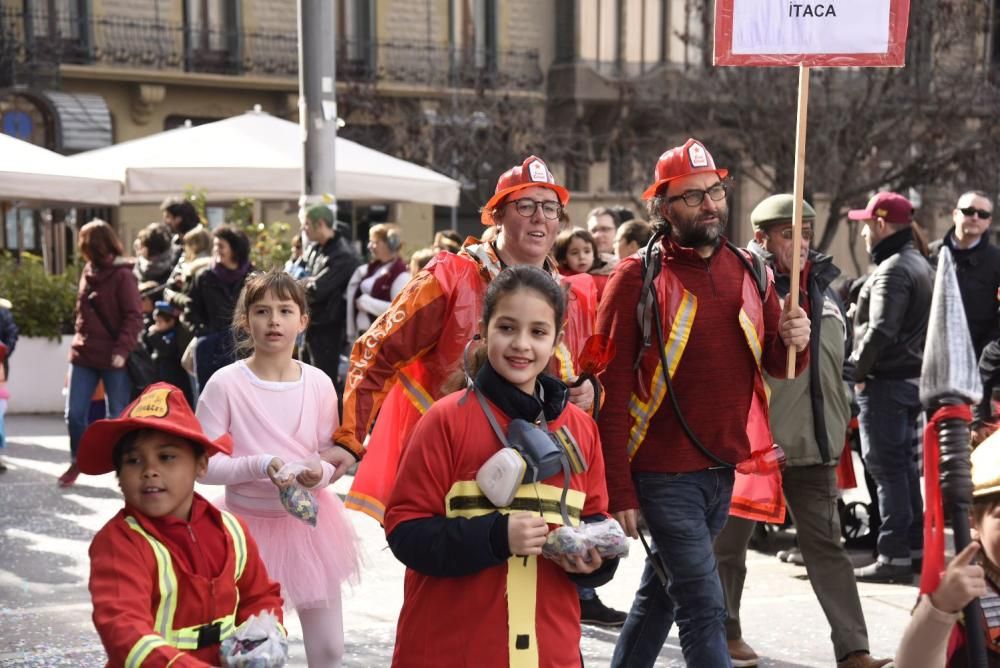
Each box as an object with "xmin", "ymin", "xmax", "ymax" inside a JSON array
[
  {"xmin": 847, "ymin": 191, "xmax": 934, "ymax": 585},
  {"xmin": 596, "ymin": 140, "xmax": 812, "ymax": 667}
]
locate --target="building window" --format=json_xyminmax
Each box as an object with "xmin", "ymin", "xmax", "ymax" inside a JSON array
[
  {"xmin": 992, "ymin": 0, "xmax": 1000, "ymax": 67},
  {"xmin": 25, "ymin": 0, "xmax": 91, "ymax": 63},
  {"xmin": 450, "ymin": 0, "xmax": 497, "ymax": 73},
  {"xmin": 622, "ymin": 0, "xmax": 666, "ymax": 75},
  {"xmin": 579, "ymin": 0, "xmax": 620, "ymax": 72},
  {"xmin": 184, "ymin": 0, "xmax": 240, "ymax": 74},
  {"xmin": 338, "ymin": 0, "xmax": 375, "ymax": 71}
]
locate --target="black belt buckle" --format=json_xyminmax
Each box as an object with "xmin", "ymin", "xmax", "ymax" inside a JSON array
[{"xmin": 196, "ymin": 621, "xmax": 222, "ymax": 649}]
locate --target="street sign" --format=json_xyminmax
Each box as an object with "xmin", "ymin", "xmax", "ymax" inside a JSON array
[{"xmin": 714, "ymin": 0, "xmax": 911, "ymax": 67}]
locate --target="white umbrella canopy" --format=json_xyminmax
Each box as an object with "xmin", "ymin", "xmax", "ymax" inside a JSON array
[
  {"xmin": 0, "ymin": 133, "xmax": 121, "ymax": 206},
  {"xmin": 66, "ymin": 108, "xmax": 460, "ymax": 207}
]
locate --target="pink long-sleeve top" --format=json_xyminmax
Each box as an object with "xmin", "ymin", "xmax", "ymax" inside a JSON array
[{"xmin": 196, "ymin": 360, "xmax": 340, "ymax": 514}]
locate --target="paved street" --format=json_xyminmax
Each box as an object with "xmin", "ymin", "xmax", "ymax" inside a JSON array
[{"xmin": 1, "ymin": 414, "xmax": 915, "ymax": 667}]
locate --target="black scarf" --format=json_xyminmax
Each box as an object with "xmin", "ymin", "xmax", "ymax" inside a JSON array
[
  {"xmin": 870, "ymin": 227, "xmax": 914, "ymax": 264},
  {"xmin": 473, "ymin": 360, "xmax": 568, "ymax": 423}
]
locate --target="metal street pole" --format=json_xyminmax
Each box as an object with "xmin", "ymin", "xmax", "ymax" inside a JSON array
[{"xmin": 298, "ymin": 0, "xmax": 337, "ymax": 207}]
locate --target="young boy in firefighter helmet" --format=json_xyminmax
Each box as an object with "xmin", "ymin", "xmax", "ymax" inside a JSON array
[{"xmin": 79, "ymin": 382, "xmax": 285, "ymax": 667}]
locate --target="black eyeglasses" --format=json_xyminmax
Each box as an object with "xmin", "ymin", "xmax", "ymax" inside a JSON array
[
  {"xmin": 667, "ymin": 182, "xmax": 728, "ymax": 207},
  {"xmin": 959, "ymin": 206, "xmax": 992, "ymax": 220},
  {"xmin": 504, "ymin": 198, "xmax": 563, "ymax": 220}
]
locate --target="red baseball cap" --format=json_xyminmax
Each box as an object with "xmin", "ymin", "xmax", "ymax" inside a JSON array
[
  {"xmin": 642, "ymin": 138, "xmax": 729, "ymax": 200},
  {"xmin": 847, "ymin": 192, "xmax": 914, "ymax": 224},
  {"xmin": 480, "ymin": 156, "xmax": 570, "ymax": 225},
  {"xmin": 77, "ymin": 382, "xmax": 232, "ymax": 475}
]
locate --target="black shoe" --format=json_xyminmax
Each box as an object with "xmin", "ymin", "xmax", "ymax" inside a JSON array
[
  {"xmin": 854, "ymin": 560, "xmax": 913, "ymax": 584},
  {"xmin": 580, "ymin": 596, "xmax": 628, "ymax": 628}
]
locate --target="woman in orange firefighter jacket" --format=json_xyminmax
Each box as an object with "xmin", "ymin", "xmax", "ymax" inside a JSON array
[{"xmin": 328, "ymin": 156, "xmax": 597, "ymax": 524}]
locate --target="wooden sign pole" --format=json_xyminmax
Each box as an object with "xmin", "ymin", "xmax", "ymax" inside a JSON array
[{"xmin": 786, "ymin": 64, "xmax": 810, "ymax": 379}]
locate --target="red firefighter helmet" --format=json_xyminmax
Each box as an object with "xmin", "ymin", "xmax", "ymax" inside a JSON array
[
  {"xmin": 481, "ymin": 156, "xmax": 570, "ymax": 225},
  {"xmin": 641, "ymin": 138, "xmax": 729, "ymax": 201}
]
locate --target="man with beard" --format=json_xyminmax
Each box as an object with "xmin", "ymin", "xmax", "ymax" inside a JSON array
[{"xmin": 596, "ymin": 139, "xmax": 811, "ymax": 667}]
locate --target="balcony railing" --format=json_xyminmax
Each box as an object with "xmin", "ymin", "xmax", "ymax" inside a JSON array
[{"xmin": 0, "ymin": 8, "xmax": 542, "ymax": 91}]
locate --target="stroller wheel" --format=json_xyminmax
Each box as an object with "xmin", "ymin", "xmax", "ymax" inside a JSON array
[{"xmin": 841, "ymin": 500, "xmax": 876, "ymax": 548}]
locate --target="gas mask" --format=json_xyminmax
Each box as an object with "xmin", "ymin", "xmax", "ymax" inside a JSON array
[{"xmin": 462, "ymin": 339, "xmax": 575, "ymax": 527}]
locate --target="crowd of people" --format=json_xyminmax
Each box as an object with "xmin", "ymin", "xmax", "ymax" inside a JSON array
[{"xmin": 2, "ymin": 135, "xmax": 996, "ymax": 667}]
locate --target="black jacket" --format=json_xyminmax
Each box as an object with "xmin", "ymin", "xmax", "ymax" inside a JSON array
[
  {"xmin": 929, "ymin": 233, "xmax": 1000, "ymax": 358},
  {"xmin": 302, "ymin": 234, "xmax": 359, "ymax": 328},
  {"xmin": 184, "ymin": 265, "xmax": 250, "ymax": 337},
  {"xmin": 850, "ymin": 229, "xmax": 934, "ymax": 381}
]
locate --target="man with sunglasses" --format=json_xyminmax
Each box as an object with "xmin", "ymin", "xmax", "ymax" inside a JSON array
[
  {"xmin": 597, "ymin": 139, "xmax": 811, "ymax": 667},
  {"xmin": 929, "ymin": 191, "xmax": 999, "ymax": 360},
  {"xmin": 713, "ymin": 194, "xmax": 890, "ymax": 668}
]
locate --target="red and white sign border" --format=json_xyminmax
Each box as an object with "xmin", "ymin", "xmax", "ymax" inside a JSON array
[{"xmin": 714, "ymin": 0, "xmax": 912, "ymax": 67}]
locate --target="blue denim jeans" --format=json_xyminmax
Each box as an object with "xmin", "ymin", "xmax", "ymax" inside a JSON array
[
  {"xmin": 611, "ymin": 469, "xmax": 734, "ymax": 668},
  {"xmin": 857, "ymin": 377, "xmax": 923, "ymax": 561},
  {"xmin": 65, "ymin": 364, "xmax": 131, "ymax": 459}
]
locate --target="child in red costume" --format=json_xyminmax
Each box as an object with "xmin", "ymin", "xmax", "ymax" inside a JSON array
[
  {"xmin": 385, "ymin": 266, "xmax": 618, "ymax": 668},
  {"xmin": 79, "ymin": 382, "xmax": 284, "ymax": 667}
]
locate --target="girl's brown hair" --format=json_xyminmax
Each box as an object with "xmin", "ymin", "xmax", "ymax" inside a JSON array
[
  {"xmin": 553, "ymin": 228, "xmax": 602, "ymax": 271},
  {"xmin": 231, "ymin": 269, "xmax": 309, "ymax": 357},
  {"xmin": 78, "ymin": 219, "xmax": 124, "ymax": 266}
]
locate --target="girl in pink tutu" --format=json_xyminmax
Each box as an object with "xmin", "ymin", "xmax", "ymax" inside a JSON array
[{"xmin": 196, "ymin": 269, "xmax": 360, "ymax": 667}]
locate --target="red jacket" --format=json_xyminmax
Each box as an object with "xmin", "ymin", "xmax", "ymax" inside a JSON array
[
  {"xmin": 89, "ymin": 495, "xmax": 283, "ymax": 667},
  {"xmin": 597, "ymin": 239, "xmax": 805, "ymax": 513},
  {"xmin": 385, "ymin": 390, "xmax": 610, "ymax": 668},
  {"xmin": 72, "ymin": 258, "xmax": 143, "ymax": 369}
]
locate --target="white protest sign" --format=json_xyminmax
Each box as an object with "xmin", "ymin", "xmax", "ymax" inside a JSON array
[{"xmin": 732, "ymin": 0, "xmax": 891, "ymax": 55}]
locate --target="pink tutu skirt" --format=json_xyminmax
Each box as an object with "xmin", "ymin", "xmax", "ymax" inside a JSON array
[{"xmin": 219, "ymin": 487, "xmax": 361, "ymax": 610}]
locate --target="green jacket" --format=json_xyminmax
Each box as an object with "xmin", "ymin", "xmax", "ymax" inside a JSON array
[{"xmin": 748, "ymin": 241, "xmax": 852, "ymax": 467}]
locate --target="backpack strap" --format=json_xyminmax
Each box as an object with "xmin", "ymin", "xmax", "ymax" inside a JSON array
[{"xmin": 725, "ymin": 241, "xmax": 769, "ymax": 302}]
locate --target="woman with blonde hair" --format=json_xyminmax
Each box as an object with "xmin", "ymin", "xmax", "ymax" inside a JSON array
[{"xmin": 345, "ymin": 223, "xmax": 411, "ymax": 342}]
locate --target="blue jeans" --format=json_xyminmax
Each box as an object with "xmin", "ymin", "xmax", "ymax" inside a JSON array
[
  {"xmin": 65, "ymin": 364, "xmax": 131, "ymax": 459},
  {"xmin": 857, "ymin": 377, "xmax": 923, "ymax": 561},
  {"xmin": 612, "ymin": 469, "xmax": 734, "ymax": 668}
]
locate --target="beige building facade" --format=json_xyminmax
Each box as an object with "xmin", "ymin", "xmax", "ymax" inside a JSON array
[{"xmin": 0, "ymin": 0, "xmax": 994, "ymax": 278}]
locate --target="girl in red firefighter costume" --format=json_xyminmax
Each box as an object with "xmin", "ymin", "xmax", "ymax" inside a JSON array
[
  {"xmin": 384, "ymin": 266, "xmax": 619, "ymax": 668},
  {"xmin": 80, "ymin": 382, "xmax": 285, "ymax": 667},
  {"xmin": 196, "ymin": 270, "xmax": 360, "ymax": 667}
]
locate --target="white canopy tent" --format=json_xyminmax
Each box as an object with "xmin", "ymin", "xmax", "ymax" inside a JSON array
[
  {"xmin": 67, "ymin": 108, "xmax": 460, "ymax": 207},
  {"xmin": 0, "ymin": 133, "xmax": 121, "ymax": 206}
]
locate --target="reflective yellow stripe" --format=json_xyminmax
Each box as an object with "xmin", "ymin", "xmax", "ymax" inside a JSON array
[
  {"xmin": 507, "ymin": 556, "xmax": 539, "ymax": 668},
  {"xmin": 219, "ymin": 511, "xmax": 247, "ymax": 581},
  {"xmin": 125, "ymin": 634, "xmax": 171, "ymax": 668},
  {"xmin": 398, "ymin": 370, "xmax": 433, "ymax": 415},
  {"xmin": 170, "ymin": 613, "xmax": 237, "ymax": 650},
  {"xmin": 445, "ymin": 481, "xmax": 557, "ymax": 668},
  {"xmin": 344, "ymin": 491, "xmax": 386, "ymax": 524},
  {"xmin": 738, "ymin": 309, "xmax": 763, "ymax": 371},
  {"xmin": 125, "ymin": 511, "xmax": 246, "ymax": 650},
  {"xmin": 125, "ymin": 517, "xmax": 178, "ymax": 640},
  {"xmin": 626, "ymin": 291, "xmax": 696, "ymax": 460},
  {"xmin": 553, "ymin": 342, "xmax": 575, "ymax": 382},
  {"xmin": 444, "ymin": 480, "xmax": 585, "ymax": 526}
]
